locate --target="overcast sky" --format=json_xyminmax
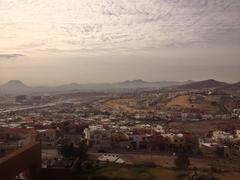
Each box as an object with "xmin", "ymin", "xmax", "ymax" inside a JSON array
[{"xmin": 0, "ymin": 0, "xmax": 240, "ymax": 85}]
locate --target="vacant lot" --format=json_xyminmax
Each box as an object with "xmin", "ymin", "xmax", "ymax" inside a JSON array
[
  {"xmin": 166, "ymin": 95, "xmax": 216, "ymax": 111},
  {"xmin": 93, "ymin": 166, "xmax": 178, "ymax": 180},
  {"xmin": 167, "ymin": 95, "xmax": 192, "ymax": 108},
  {"xmin": 105, "ymin": 99, "xmax": 147, "ymax": 113},
  {"xmin": 90, "ymin": 152, "xmax": 240, "ymax": 172},
  {"xmin": 168, "ymin": 119, "xmax": 240, "ymax": 134},
  {"xmin": 93, "ymin": 165, "xmax": 240, "ymax": 180}
]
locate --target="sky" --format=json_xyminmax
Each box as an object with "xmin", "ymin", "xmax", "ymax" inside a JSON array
[{"xmin": 0, "ymin": 0, "xmax": 240, "ymax": 85}]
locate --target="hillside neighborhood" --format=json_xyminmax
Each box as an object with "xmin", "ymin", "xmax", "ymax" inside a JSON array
[{"xmin": 0, "ymin": 79, "xmax": 240, "ymax": 179}]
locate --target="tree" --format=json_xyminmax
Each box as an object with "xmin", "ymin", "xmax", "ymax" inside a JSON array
[
  {"xmin": 60, "ymin": 141, "xmax": 75, "ymax": 158},
  {"xmin": 77, "ymin": 140, "xmax": 88, "ymax": 161},
  {"xmin": 174, "ymin": 152, "xmax": 190, "ymax": 170},
  {"xmin": 59, "ymin": 139, "xmax": 89, "ymax": 160}
]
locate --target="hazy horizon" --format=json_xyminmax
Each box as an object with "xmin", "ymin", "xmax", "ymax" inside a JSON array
[
  {"xmin": 1, "ymin": 0, "xmax": 240, "ymax": 85},
  {"xmin": 0, "ymin": 77, "xmax": 238, "ymax": 87}
]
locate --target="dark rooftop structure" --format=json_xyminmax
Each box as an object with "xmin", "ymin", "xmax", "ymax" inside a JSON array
[
  {"xmin": 0, "ymin": 142, "xmax": 41, "ymax": 180},
  {"xmin": 0, "ymin": 142, "xmax": 79, "ymax": 180}
]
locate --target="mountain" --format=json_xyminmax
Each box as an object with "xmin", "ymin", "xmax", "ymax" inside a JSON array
[
  {"xmin": 121, "ymin": 79, "xmax": 145, "ymax": 84},
  {"xmin": 50, "ymin": 79, "xmax": 191, "ymax": 92},
  {"xmin": 216, "ymin": 82, "xmax": 240, "ymax": 96},
  {"xmin": 0, "ymin": 79, "xmax": 191, "ymax": 95},
  {"xmin": 107, "ymin": 79, "xmax": 189, "ymax": 89},
  {"xmin": 0, "ymin": 80, "xmax": 32, "ymax": 95},
  {"xmin": 4, "ymin": 80, "xmax": 26, "ymax": 86},
  {"xmin": 176, "ymin": 79, "xmax": 228, "ymax": 90}
]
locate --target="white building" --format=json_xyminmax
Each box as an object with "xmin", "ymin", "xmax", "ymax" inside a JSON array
[
  {"xmin": 84, "ymin": 125, "xmax": 111, "ymax": 151},
  {"xmin": 199, "ymin": 137, "xmax": 219, "ymax": 155},
  {"xmin": 97, "ymin": 154, "xmax": 125, "ymax": 164},
  {"xmin": 212, "ymin": 131, "xmax": 234, "ymax": 142},
  {"xmin": 232, "ymin": 109, "xmax": 240, "ymax": 119}
]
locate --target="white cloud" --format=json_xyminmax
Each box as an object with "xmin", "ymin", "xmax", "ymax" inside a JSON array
[
  {"xmin": 0, "ymin": 53, "xmax": 24, "ymax": 59},
  {"xmin": 0, "ymin": 0, "xmax": 240, "ymax": 56},
  {"xmin": 0, "ymin": 0, "xmax": 240, "ymax": 85}
]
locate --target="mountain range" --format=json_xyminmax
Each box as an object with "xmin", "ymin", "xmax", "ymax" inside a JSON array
[
  {"xmin": 176, "ymin": 79, "xmax": 228, "ymax": 90},
  {"xmin": 0, "ymin": 79, "xmax": 191, "ymax": 95},
  {"xmin": 0, "ymin": 79, "xmax": 239, "ymax": 96},
  {"xmin": 215, "ymin": 82, "xmax": 240, "ymax": 96}
]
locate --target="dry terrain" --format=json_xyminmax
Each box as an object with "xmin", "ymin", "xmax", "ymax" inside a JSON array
[
  {"xmin": 93, "ymin": 165, "xmax": 240, "ymax": 180},
  {"xmin": 167, "ymin": 119, "xmax": 240, "ymax": 134},
  {"xmin": 105, "ymin": 95, "xmax": 219, "ymax": 114},
  {"xmin": 105, "ymin": 99, "xmax": 147, "ymax": 113},
  {"xmin": 166, "ymin": 95, "xmax": 217, "ymax": 111}
]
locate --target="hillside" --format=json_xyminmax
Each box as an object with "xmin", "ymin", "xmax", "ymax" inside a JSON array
[
  {"xmin": 0, "ymin": 80, "xmax": 31, "ymax": 95},
  {"xmin": 176, "ymin": 79, "xmax": 228, "ymax": 90},
  {"xmin": 216, "ymin": 82, "xmax": 240, "ymax": 96}
]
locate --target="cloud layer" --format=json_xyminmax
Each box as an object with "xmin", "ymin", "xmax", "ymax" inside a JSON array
[
  {"xmin": 0, "ymin": 0, "xmax": 240, "ymax": 55},
  {"xmin": 0, "ymin": 0, "xmax": 240, "ymax": 84},
  {"xmin": 0, "ymin": 54, "xmax": 24, "ymax": 59}
]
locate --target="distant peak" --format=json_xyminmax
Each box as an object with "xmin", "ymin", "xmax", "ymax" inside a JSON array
[
  {"xmin": 3, "ymin": 80, "xmax": 28, "ymax": 87},
  {"xmin": 7, "ymin": 80, "xmax": 24, "ymax": 85},
  {"xmin": 122, "ymin": 79, "xmax": 146, "ymax": 83},
  {"xmin": 132, "ymin": 79, "xmax": 145, "ymax": 83},
  {"xmin": 69, "ymin": 82, "xmax": 78, "ymax": 85},
  {"xmin": 205, "ymin": 79, "xmax": 217, "ymax": 82},
  {"xmin": 177, "ymin": 79, "xmax": 227, "ymax": 90}
]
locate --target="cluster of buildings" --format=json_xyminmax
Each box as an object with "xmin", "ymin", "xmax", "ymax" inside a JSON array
[
  {"xmin": 199, "ymin": 130, "xmax": 240, "ymax": 160},
  {"xmin": 84, "ymin": 123, "xmax": 240, "ymax": 162},
  {"xmin": 232, "ymin": 108, "xmax": 240, "ymax": 119},
  {"xmin": 83, "ymin": 124, "xmax": 197, "ymax": 153},
  {"xmin": 0, "ymin": 88, "xmax": 239, "ymax": 177},
  {"xmin": 15, "ymin": 95, "xmax": 52, "ymax": 105}
]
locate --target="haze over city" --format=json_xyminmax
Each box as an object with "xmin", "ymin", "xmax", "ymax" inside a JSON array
[
  {"xmin": 0, "ymin": 0, "xmax": 240, "ymax": 85},
  {"xmin": 1, "ymin": 1, "xmax": 240, "ymax": 180}
]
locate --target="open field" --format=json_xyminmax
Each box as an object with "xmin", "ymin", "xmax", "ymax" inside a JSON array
[
  {"xmin": 168, "ymin": 119, "xmax": 240, "ymax": 134},
  {"xmin": 92, "ymin": 165, "xmax": 240, "ymax": 180},
  {"xmin": 90, "ymin": 152, "xmax": 240, "ymax": 172},
  {"xmin": 105, "ymin": 95, "xmax": 219, "ymax": 114},
  {"xmin": 166, "ymin": 95, "xmax": 192, "ymax": 108},
  {"xmin": 105, "ymin": 99, "xmax": 147, "ymax": 113},
  {"xmin": 166, "ymin": 95, "xmax": 217, "ymax": 111},
  {"xmin": 93, "ymin": 166, "xmax": 178, "ymax": 180}
]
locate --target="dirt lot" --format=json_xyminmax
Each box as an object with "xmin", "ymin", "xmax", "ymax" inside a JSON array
[
  {"xmin": 90, "ymin": 152, "xmax": 240, "ymax": 171},
  {"xmin": 166, "ymin": 95, "xmax": 216, "ymax": 111},
  {"xmin": 105, "ymin": 99, "xmax": 147, "ymax": 113},
  {"xmin": 93, "ymin": 166, "xmax": 178, "ymax": 180},
  {"xmin": 93, "ymin": 164, "xmax": 240, "ymax": 180},
  {"xmin": 167, "ymin": 119, "xmax": 240, "ymax": 134},
  {"xmin": 105, "ymin": 95, "xmax": 219, "ymax": 114},
  {"xmin": 166, "ymin": 95, "xmax": 192, "ymax": 108},
  {"xmin": 90, "ymin": 153, "xmax": 240, "ymax": 180}
]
